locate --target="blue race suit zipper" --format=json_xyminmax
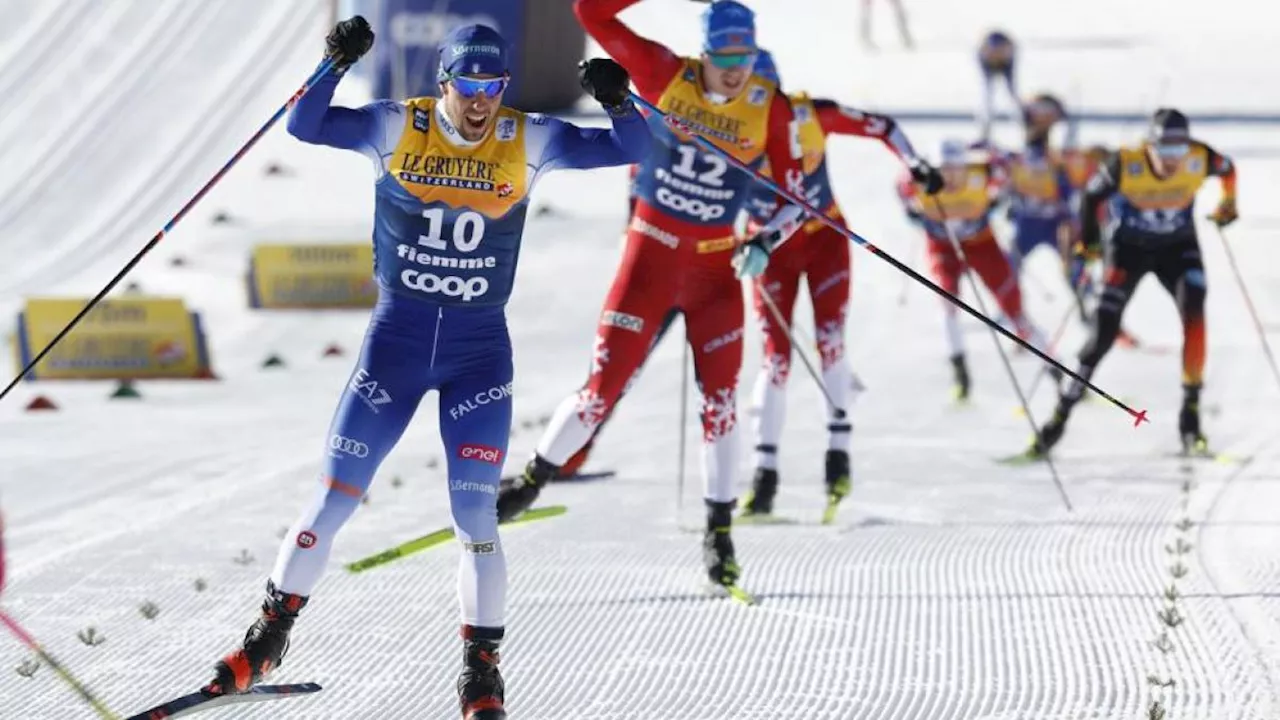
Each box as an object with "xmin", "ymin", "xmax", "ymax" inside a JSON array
[{"xmin": 429, "ymin": 307, "xmax": 443, "ymax": 368}]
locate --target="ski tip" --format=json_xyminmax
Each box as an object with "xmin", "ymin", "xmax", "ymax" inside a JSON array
[{"xmin": 725, "ymin": 585, "xmax": 758, "ymax": 606}]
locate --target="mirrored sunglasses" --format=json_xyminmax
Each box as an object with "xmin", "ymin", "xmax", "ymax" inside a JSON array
[
  {"xmin": 705, "ymin": 51, "xmax": 757, "ymax": 69},
  {"xmin": 449, "ymin": 75, "xmax": 509, "ymax": 98},
  {"xmin": 1152, "ymin": 142, "xmax": 1190, "ymax": 159}
]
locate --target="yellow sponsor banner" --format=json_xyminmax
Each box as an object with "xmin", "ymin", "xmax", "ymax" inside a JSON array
[
  {"xmin": 248, "ymin": 243, "xmax": 377, "ymax": 309},
  {"xmin": 15, "ymin": 296, "xmax": 212, "ymax": 380}
]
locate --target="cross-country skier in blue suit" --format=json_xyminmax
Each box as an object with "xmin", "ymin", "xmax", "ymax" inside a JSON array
[{"xmin": 205, "ymin": 17, "xmax": 650, "ymax": 720}]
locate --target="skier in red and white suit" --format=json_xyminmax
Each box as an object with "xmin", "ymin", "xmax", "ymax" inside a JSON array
[
  {"xmin": 739, "ymin": 49, "xmax": 942, "ymax": 517},
  {"xmin": 498, "ymin": 0, "xmax": 808, "ymax": 590}
]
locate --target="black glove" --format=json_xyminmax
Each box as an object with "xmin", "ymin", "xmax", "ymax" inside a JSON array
[
  {"xmin": 910, "ymin": 161, "xmax": 945, "ymax": 195},
  {"xmin": 325, "ymin": 16, "xmax": 375, "ymax": 70},
  {"xmin": 579, "ymin": 58, "xmax": 631, "ymax": 110}
]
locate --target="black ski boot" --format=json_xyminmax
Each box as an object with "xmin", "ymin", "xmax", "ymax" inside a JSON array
[
  {"xmin": 458, "ymin": 626, "xmax": 505, "ymax": 720},
  {"xmin": 1028, "ymin": 407, "xmax": 1070, "ymax": 459},
  {"xmin": 206, "ymin": 581, "xmax": 308, "ymax": 695},
  {"xmin": 703, "ymin": 500, "xmax": 740, "ymax": 588},
  {"xmin": 821, "ymin": 449, "xmax": 853, "ymax": 524},
  {"xmin": 950, "ymin": 353, "xmax": 971, "ymax": 401},
  {"xmin": 1179, "ymin": 384, "xmax": 1208, "ymax": 455},
  {"xmin": 497, "ymin": 455, "xmax": 557, "ymax": 523},
  {"xmin": 741, "ymin": 467, "xmax": 778, "ymax": 516}
]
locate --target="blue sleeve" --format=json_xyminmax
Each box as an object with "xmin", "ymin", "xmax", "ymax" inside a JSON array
[
  {"xmin": 287, "ymin": 65, "xmax": 397, "ymax": 156},
  {"xmin": 530, "ymin": 105, "xmax": 653, "ymax": 175}
]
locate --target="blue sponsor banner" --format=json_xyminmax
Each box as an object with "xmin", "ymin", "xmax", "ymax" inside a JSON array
[{"xmin": 364, "ymin": 0, "xmax": 525, "ymax": 102}]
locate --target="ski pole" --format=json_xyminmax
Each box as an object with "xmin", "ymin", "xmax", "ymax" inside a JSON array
[
  {"xmin": 1214, "ymin": 225, "xmax": 1280, "ymax": 391},
  {"xmin": 628, "ymin": 92, "xmax": 1148, "ymax": 428},
  {"xmin": 753, "ymin": 280, "xmax": 847, "ymax": 420},
  {"xmin": 935, "ymin": 205, "xmax": 1072, "ymax": 511},
  {"xmin": 0, "ymin": 58, "xmax": 339, "ymax": 404}
]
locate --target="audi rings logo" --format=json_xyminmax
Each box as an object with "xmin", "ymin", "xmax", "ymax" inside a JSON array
[
  {"xmin": 655, "ymin": 187, "xmax": 725, "ymax": 222},
  {"xmin": 401, "ymin": 269, "xmax": 489, "ymax": 302},
  {"xmin": 330, "ymin": 435, "xmax": 369, "ymax": 459}
]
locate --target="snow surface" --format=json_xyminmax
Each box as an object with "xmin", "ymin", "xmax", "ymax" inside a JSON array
[{"xmin": 2, "ymin": 0, "xmax": 1280, "ymax": 718}]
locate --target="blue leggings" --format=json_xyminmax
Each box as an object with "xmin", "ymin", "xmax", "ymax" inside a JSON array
[
  {"xmin": 270, "ymin": 301, "xmax": 513, "ymax": 628},
  {"xmin": 1008, "ymin": 217, "xmax": 1062, "ymax": 275}
]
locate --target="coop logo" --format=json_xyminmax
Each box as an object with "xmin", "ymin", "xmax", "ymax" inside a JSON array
[
  {"xmin": 457, "ymin": 443, "xmax": 504, "ymax": 465},
  {"xmin": 296, "ymin": 531, "xmax": 317, "ymax": 549},
  {"xmin": 390, "ymin": 13, "xmax": 500, "ymax": 48},
  {"xmin": 656, "ymin": 187, "xmax": 725, "ymax": 222},
  {"xmin": 449, "ymin": 382, "xmax": 513, "ymax": 420},
  {"xmin": 329, "ymin": 434, "xmax": 369, "ymax": 459},
  {"xmin": 602, "ymin": 310, "xmax": 644, "ymax": 333},
  {"xmin": 349, "ymin": 368, "xmax": 392, "ymax": 413},
  {"xmin": 401, "ymin": 270, "xmax": 490, "ymax": 302}
]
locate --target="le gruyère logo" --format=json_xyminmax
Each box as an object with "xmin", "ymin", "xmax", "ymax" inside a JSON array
[
  {"xmin": 398, "ymin": 154, "xmax": 499, "ymax": 191},
  {"xmin": 665, "ymin": 97, "xmax": 746, "ymax": 147}
]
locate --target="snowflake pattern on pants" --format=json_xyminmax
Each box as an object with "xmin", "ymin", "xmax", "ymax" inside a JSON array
[
  {"xmin": 590, "ymin": 333, "xmax": 610, "ymax": 375},
  {"xmin": 574, "ymin": 388, "xmax": 608, "ymax": 428},
  {"xmin": 816, "ymin": 302, "xmax": 848, "ymax": 370},
  {"xmin": 700, "ymin": 386, "xmax": 738, "ymax": 442},
  {"xmin": 764, "ymin": 352, "xmax": 791, "ymax": 387}
]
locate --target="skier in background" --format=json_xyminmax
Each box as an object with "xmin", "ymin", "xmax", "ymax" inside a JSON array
[
  {"xmin": 898, "ymin": 139, "xmax": 1052, "ymax": 401},
  {"xmin": 739, "ymin": 49, "xmax": 942, "ymax": 518},
  {"xmin": 977, "ymin": 30, "xmax": 1018, "ymax": 144},
  {"xmin": 1027, "ymin": 108, "xmax": 1238, "ymax": 458},
  {"xmin": 205, "ymin": 17, "xmax": 650, "ymax": 720},
  {"xmin": 860, "ymin": 0, "xmax": 915, "ymax": 50},
  {"xmin": 499, "ymin": 0, "xmax": 808, "ymax": 595}
]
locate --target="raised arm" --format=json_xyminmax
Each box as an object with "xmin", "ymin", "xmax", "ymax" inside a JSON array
[
  {"xmin": 530, "ymin": 112, "xmax": 652, "ymax": 175},
  {"xmin": 286, "ymin": 66, "xmax": 395, "ymax": 154},
  {"xmin": 812, "ymin": 99, "xmax": 924, "ymax": 166},
  {"xmin": 574, "ymin": 0, "xmax": 685, "ymax": 100},
  {"xmin": 1080, "ymin": 153, "xmax": 1121, "ymax": 251}
]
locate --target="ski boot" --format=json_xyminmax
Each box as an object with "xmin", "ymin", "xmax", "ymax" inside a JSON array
[
  {"xmin": 458, "ymin": 626, "xmax": 505, "ymax": 720},
  {"xmin": 497, "ymin": 455, "xmax": 557, "ymax": 523},
  {"xmin": 1026, "ymin": 407, "xmax": 1070, "ymax": 460},
  {"xmin": 205, "ymin": 581, "xmax": 308, "ymax": 695},
  {"xmin": 950, "ymin": 353, "xmax": 971, "ymax": 402},
  {"xmin": 555, "ymin": 437, "xmax": 593, "ymax": 480},
  {"xmin": 822, "ymin": 450, "xmax": 851, "ymax": 524},
  {"xmin": 740, "ymin": 467, "xmax": 778, "ymax": 516},
  {"xmin": 1179, "ymin": 384, "xmax": 1208, "ymax": 456},
  {"xmin": 703, "ymin": 500, "xmax": 741, "ymax": 589}
]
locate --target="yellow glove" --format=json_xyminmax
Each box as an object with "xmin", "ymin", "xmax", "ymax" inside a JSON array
[{"xmin": 1209, "ymin": 197, "xmax": 1238, "ymax": 227}]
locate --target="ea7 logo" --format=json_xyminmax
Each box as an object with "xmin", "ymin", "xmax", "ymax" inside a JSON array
[
  {"xmin": 350, "ymin": 368, "xmax": 392, "ymax": 413},
  {"xmin": 458, "ymin": 443, "xmax": 504, "ymax": 465},
  {"xmin": 602, "ymin": 310, "xmax": 644, "ymax": 333}
]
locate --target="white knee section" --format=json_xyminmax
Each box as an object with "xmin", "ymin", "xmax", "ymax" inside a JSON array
[
  {"xmin": 451, "ymin": 488, "xmax": 507, "ymax": 629},
  {"xmin": 750, "ymin": 371, "xmax": 786, "ymax": 470},
  {"xmin": 822, "ymin": 361, "xmax": 854, "ymax": 453},
  {"xmin": 271, "ymin": 483, "xmax": 362, "ymax": 597},
  {"xmin": 537, "ymin": 389, "xmax": 602, "ymax": 466},
  {"xmin": 943, "ymin": 305, "xmax": 964, "ymax": 357}
]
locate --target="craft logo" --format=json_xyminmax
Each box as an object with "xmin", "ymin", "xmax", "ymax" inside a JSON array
[{"xmin": 398, "ymin": 153, "xmax": 499, "ymax": 191}]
